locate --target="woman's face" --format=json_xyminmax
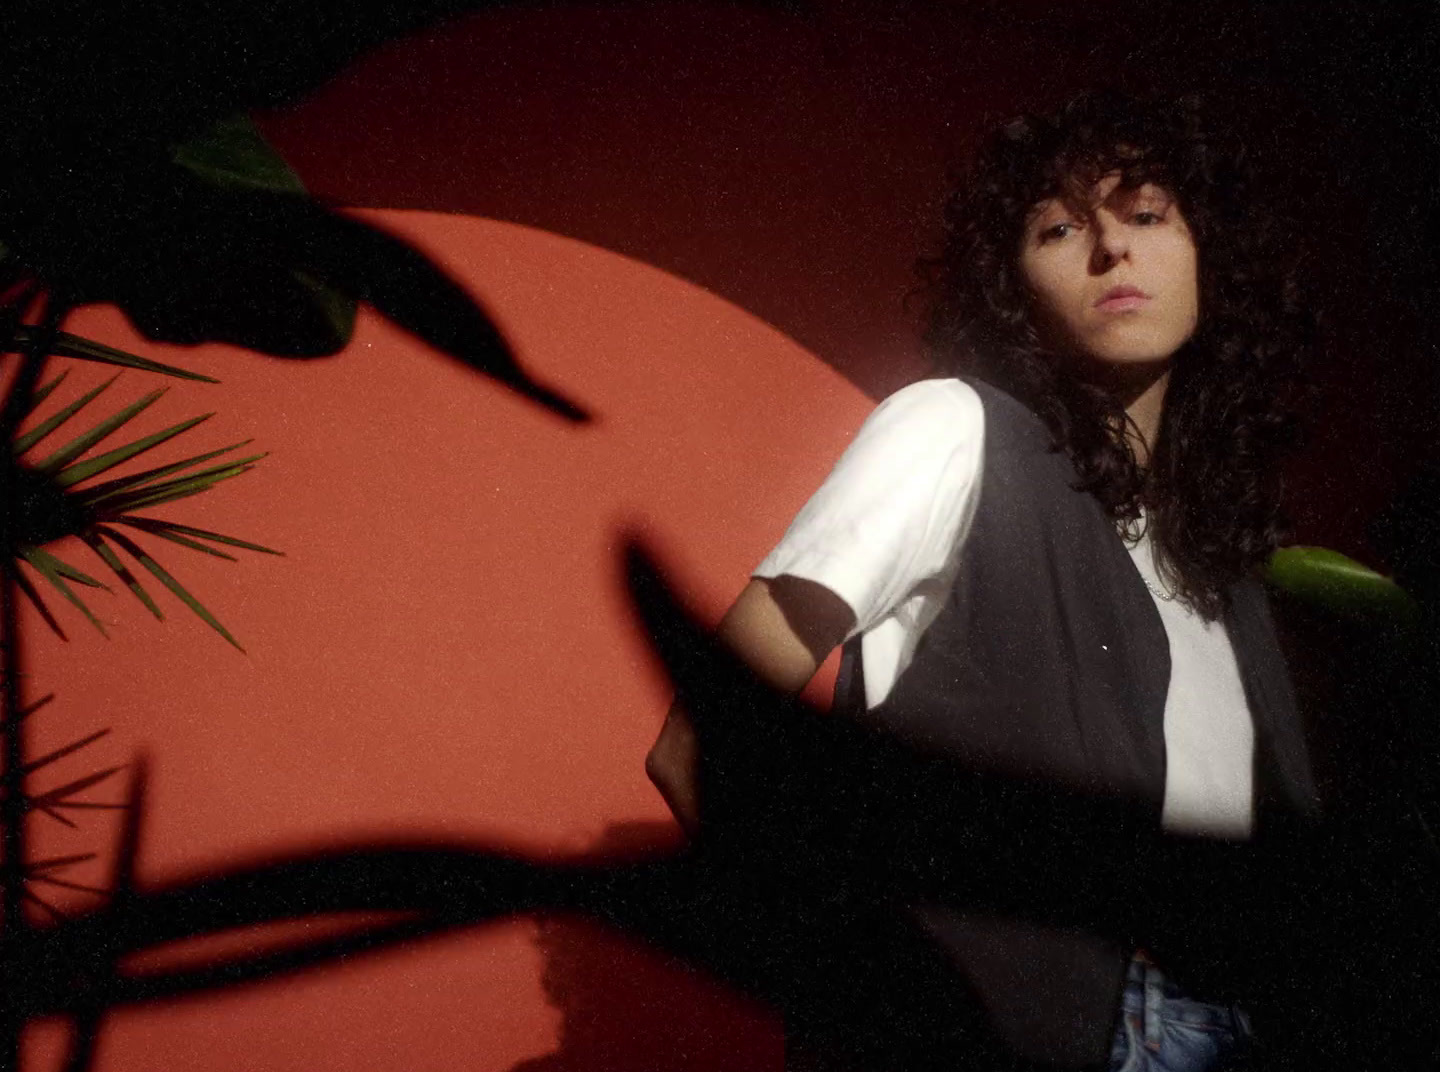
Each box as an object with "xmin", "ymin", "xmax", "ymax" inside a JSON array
[{"xmin": 1018, "ymin": 175, "xmax": 1199, "ymax": 369}]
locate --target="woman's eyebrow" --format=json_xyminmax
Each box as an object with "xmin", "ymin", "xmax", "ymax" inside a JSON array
[
  {"xmin": 1026, "ymin": 196, "xmax": 1078, "ymax": 224},
  {"xmin": 1021, "ymin": 202, "xmax": 1054, "ymax": 234},
  {"xmin": 1104, "ymin": 182, "xmax": 1172, "ymax": 210}
]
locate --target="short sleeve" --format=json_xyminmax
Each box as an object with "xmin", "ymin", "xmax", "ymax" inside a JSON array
[{"xmin": 753, "ymin": 378, "xmax": 985, "ymax": 636}]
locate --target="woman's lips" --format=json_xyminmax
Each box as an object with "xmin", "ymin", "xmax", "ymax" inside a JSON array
[{"xmin": 1095, "ymin": 286, "xmax": 1150, "ymax": 313}]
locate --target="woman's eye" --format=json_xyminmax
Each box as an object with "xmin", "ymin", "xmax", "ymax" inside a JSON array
[
  {"xmin": 1131, "ymin": 209, "xmax": 1165, "ymax": 225},
  {"xmin": 1039, "ymin": 222, "xmax": 1074, "ymax": 243}
]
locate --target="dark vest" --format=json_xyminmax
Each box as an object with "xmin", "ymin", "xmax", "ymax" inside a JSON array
[{"xmin": 833, "ymin": 380, "xmax": 1318, "ymax": 1067}]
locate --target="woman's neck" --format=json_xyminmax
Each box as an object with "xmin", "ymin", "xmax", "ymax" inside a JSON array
[
  {"xmin": 1122, "ymin": 368, "xmax": 1170, "ymax": 467},
  {"xmin": 1074, "ymin": 358, "xmax": 1171, "ymax": 467}
]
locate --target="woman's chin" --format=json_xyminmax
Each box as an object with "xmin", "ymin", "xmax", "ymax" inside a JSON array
[{"xmin": 1072, "ymin": 348, "xmax": 1174, "ymax": 384}]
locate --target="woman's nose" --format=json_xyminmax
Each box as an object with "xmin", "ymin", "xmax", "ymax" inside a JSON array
[{"xmin": 1089, "ymin": 218, "xmax": 1129, "ymax": 272}]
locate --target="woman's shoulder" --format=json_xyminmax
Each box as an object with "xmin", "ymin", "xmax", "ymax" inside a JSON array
[
  {"xmin": 866, "ymin": 377, "xmax": 985, "ymax": 444},
  {"xmin": 880, "ymin": 376, "xmax": 983, "ymax": 411},
  {"xmin": 814, "ymin": 377, "xmax": 985, "ymax": 507},
  {"xmin": 915, "ymin": 375, "xmax": 1052, "ymax": 453},
  {"xmin": 874, "ymin": 376, "xmax": 1039, "ymax": 429}
]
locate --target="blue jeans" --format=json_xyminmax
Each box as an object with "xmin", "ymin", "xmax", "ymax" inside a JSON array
[{"xmin": 1107, "ymin": 955, "xmax": 1252, "ymax": 1072}]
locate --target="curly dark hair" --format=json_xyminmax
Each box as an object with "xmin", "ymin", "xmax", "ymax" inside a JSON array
[{"xmin": 922, "ymin": 90, "xmax": 1315, "ymax": 619}]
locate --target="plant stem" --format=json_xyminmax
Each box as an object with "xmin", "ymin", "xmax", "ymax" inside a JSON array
[
  {"xmin": 0, "ymin": 289, "xmax": 63, "ymax": 444},
  {"xmin": 0, "ymin": 291, "xmax": 69, "ymax": 1072}
]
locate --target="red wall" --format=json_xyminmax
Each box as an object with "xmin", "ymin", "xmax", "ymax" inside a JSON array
[{"xmin": 24, "ymin": 212, "xmax": 866, "ymax": 1071}]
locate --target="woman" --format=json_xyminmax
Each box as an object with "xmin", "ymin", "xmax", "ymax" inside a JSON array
[{"xmin": 647, "ymin": 91, "xmax": 1319, "ymax": 1071}]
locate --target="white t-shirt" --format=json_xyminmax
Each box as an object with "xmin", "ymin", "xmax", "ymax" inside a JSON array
[{"xmin": 754, "ymin": 378, "xmax": 1255, "ymax": 838}]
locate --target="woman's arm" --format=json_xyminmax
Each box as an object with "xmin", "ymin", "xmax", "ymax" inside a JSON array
[
  {"xmin": 646, "ymin": 380, "xmax": 986, "ymax": 832},
  {"xmin": 644, "ymin": 574, "xmax": 855, "ymax": 834}
]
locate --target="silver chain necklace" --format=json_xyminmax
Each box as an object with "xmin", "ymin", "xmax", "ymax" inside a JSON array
[
  {"xmin": 1121, "ymin": 514, "xmax": 1178, "ymax": 603},
  {"xmin": 1139, "ymin": 571, "xmax": 1178, "ymax": 602}
]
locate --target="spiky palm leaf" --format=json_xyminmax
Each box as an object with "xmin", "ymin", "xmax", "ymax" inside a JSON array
[
  {"xmin": 12, "ymin": 330, "xmax": 219, "ymax": 384},
  {"xmin": 6, "ymin": 353, "xmax": 278, "ymax": 651}
]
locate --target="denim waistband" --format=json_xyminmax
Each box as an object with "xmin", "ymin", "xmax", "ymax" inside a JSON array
[{"xmin": 1121, "ymin": 955, "xmax": 1251, "ymax": 1043}]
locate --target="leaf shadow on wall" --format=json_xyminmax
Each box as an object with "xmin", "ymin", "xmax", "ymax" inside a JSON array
[{"xmin": 512, "ymin": 822, "xmax": 783, "ymax": 1072}]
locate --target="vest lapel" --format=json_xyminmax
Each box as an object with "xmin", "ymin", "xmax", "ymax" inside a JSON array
[{"xmin": 1225, "ymin": 578, "xmax": 1321, "ymax": 822}]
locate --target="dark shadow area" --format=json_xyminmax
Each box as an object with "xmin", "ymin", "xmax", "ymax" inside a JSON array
[
  {"xmin": 512, "ymin": 821, "xmax": 783, "ymax": 1072},
  {"xmin": 0, "ymin": 528, "xmax": 1434, "ymax": 1070}
]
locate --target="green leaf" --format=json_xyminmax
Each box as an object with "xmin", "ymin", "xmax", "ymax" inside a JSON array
[
  {"xmin": 102, "ymin": 477, "xmax": 247, "ymax": 516},
  {"xmin": 119, "ymin": 517, "xmax": 281, "ymax": 556},
  {"xmin": 106, "ymin": 189, "xmax": 360, "ymax": 355},
  {"xmin": 11, "ymin": 566, "xmax": 68, "ymax": 642},
  {"xmin": 92, "ymin": 458, "xmax": 259, "ymax": 514},
  {"xmin": 14, "ymin": 373, "xmax": 121, "ymax": 455},
  {"xmin": 81, "ymin": 532, "xmax": 164, "ymax": 620},
  {"xmin": 123, "ymin": 524, "xmax": 237, "ymax": 561},
  {"xmin": 25, "ymin": 369, "xmax": 70, "ymax": 415},
  {"xmin": 153, "ymin": 117, "xmax": 357, "ymax": 356},
  {"xmin": 34, "ymin": 389, "xmax": 172, "ymax": 474},
  {"xmin": 172, "ymin": 114, "xmax": 310, "ymax": 197},
  {"xmin": 14, "ymin": 328, "xmax": 218, "ymax": 383},
  {"xmin": 289, "ymin": 266, "xmax": 358, "ymax": 353},
  {"xmin": 96, "ymin": 526, "xmax": 244, "ymax": 651},
  {"xmin": 55, "ymin": 412, "xmax": 213, "ymax": 488},
  {"xmin": 25, "ymin": 547, "xmax": 108, "ymax": 589},
  {"xmin": 18, "ymin": 548, "xmax": 110, "ymax": 638},
  {"xmin": 76, "ymin": 440, "xmax": 254, "ymax": 504},
  {"xmin": 1265, "ymin": 546, "xmax": 1420, "ymax": 626}
]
